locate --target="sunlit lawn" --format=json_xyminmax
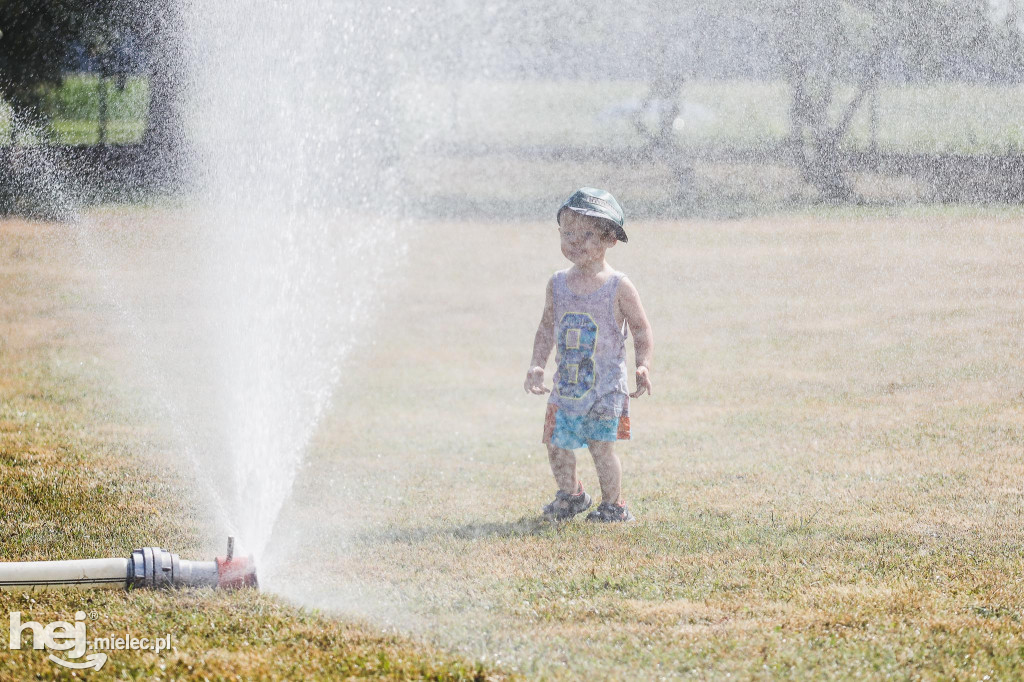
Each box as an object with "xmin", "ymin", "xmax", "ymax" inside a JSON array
[
  {"xmin": 0, "ymin": 217, "xmax": 501, "ymax": 680},
  {"xmin": 268, "ymin": 206, "xmax": 1024, "ymax": 679},
  {"xmin": 3, "ymin": 205, "xmax": 1024, "ymax": 679}
]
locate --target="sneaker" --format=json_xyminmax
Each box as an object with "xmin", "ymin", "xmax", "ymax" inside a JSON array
[
  {"xmin": 542, "ymin": 485, "xmax": 592, "ymax": 521},
  {"xmin": 586, "ymin": 501, "xmax": 635, "ymax": 523}
]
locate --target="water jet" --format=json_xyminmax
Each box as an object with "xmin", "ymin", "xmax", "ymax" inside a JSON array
[{"xmin": 0, "ymin": 538, "xmax": 256, "ymax": 592}]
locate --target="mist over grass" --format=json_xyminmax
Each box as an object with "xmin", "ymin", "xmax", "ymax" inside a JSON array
[
  {"xmin": 0, "ymin": 215, "xmax": 500, "ymax": 680},
  {"xmin": 4, "ymin": 203, "xmax": 1024, "ymax": 677},
  {"xmin": 256, "ymin": 206, "xmax": 1024, "ymax": 678}
]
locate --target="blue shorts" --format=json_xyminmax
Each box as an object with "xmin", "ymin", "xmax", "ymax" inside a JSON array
[{"xmin": 542, "ymin": 403, "xmax": 630, "ymax": 451}]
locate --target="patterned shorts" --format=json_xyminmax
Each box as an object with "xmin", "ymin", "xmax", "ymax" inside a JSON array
[{"xmin": 542, "ymin": 402, "xmax": 630, "ymax": 450}]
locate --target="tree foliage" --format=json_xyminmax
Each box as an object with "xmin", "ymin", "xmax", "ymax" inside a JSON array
[
  {"xmin": 0, "ymin": 1, "xmax": 82, "ymax": 121},
  {"xmin": 770, "ymin": 0, "xmax": 1024, "ymax": 198},
  {"xmin": 0, "ymin": 0, "xmax": 148, "ymax": 136}
]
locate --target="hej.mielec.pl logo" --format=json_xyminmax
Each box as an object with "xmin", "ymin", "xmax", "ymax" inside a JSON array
[{"xmin": 8, "ymin": 610, "xmax": 173, "ymax": 671}]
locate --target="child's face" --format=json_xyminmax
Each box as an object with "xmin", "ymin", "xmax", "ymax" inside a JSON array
[{"xmin": 558, "ymin": 211, "xmax": 616, "ymax": 266}]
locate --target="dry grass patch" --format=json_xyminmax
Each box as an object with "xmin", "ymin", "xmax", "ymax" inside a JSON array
[
  {"xmin": 6, "ymin": 206, "xmax": 1024, "ymax": 678},
  {"xmin": 0, "ymin": 215, "xmax": 506, "ymax": 680}
]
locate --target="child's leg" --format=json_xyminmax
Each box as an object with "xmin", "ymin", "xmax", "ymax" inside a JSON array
[
  {"xmin": 587, "ymin": 440, "xmax": 622, "ymax": 505},
  {"xmin": 546, "ymin": 444, "xmax": 579, "ymax": 494}
]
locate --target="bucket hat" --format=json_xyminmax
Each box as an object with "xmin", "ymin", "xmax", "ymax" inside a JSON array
[{"xmin": 557, "ymin": 187, "xmax": 627, "ymax": 242}]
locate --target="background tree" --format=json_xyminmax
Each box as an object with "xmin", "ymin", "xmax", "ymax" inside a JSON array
[
  {"xmin": 0, "ymin": 0, "xmax": 147, "ymax": 139},
  {"xmin": 777, "ymin": 0, "xmax": 1024, "ymax": 199},
  {"xmin": 0, "ymin": 1, "xmax": 84, "ymax": 139}
]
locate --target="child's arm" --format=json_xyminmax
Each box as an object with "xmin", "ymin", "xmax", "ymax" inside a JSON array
[
  {"xmin": 618, "ymin": 277, "xmax": 654, "ymax": 397},
  {"xmin": 524, "ymin": 276, "xmax": 556, "ymax": 394}
]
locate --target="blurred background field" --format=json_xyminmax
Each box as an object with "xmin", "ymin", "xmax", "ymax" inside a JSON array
[
  {"xmin": 0, "ymin": 75, "xmax": 148, "ymax": 145},
  {"xmin": 5, "ymin": 75, "xmax": 1024, "ymax": 153},
  {"xmin": 397, "ymin": 79, "xmax": 1024, "ymax": 153},
  {"xmin": 4, "ymin": 1, "xmax": 1024, "ymax": 218},
  {"xmin": 6, "ymin": 76, "xmax": 1024, "ymax": 219}
]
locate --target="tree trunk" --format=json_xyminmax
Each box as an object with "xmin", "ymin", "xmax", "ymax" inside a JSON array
[{"xmin": 141, "ymin": 0, "xmax": 188, "ymax": 191}]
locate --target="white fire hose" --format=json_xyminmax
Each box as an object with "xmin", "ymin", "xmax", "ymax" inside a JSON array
[{"xmin": 0, "ymin": 538, "xmax": 256, "ymax": 591}]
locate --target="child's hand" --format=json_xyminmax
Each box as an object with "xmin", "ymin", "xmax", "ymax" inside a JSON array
[
  {"xmin": 524, "ymin": 366, "xmax": 550, "ymax": 395},
  {"xmin": 630, "ymin": 366, "xmax": 652, "ymax": 398}
]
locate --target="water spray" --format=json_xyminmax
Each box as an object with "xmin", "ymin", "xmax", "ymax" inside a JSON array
[{"xmin": 0, "ymin": 538, "xmax": 256, "ymax": 592}]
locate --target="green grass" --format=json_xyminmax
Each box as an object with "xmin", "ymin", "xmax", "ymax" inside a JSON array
[
  {"xmin": 6, "ymin": 203, "xmax": 1024, "ymax": 678},
  {"xmin": 42, "ymin": 74, "xmax": 149, "ymax": 144},
  {"xmin": 0, "ymin": 217, "xmax": 506, "ymax": 680},
  {"xmin": 0, "ymin": 74, "xmax": 148, "ymax": 144},
  {"xmin": 49, "ymin": 118, "xmax": 147, "ymax": 145},
  {"xmin": 43, "ymin": 73, "xmax": 149, "ymax": 123}
]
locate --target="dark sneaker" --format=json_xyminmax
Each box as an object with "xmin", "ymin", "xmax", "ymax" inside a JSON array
[
  {"xmin": 542, "ymin": 486, "xmax": 592, "ymax": 521},
  {"xmin": 586, "ymin": 501, "xmax": 635, "ymax": 523}
]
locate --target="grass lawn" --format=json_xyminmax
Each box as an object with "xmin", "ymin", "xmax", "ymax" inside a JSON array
[
  {"xmin": 0, "ymin": 75, "xmax": 148, "ymax": 145},
  {"xmin": 0, "ymin": 216, "xmax": 503, "ymax": 680},
  {"xmin": 266, "ymin": 205, "xmax": 1024, "ymax": 678},
  {"xmin": 3, "ymin": 205, "xmax": 1024, "ymax": 679}
]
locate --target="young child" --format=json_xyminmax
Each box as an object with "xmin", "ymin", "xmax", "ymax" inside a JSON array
[{"xmin": 524, "ymin": 187, "xmax": 654, "ymax": 522}]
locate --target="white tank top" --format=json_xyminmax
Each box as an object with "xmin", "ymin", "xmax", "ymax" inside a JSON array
[{"xmin": 548, "ymin": 269, "xmax": 630, "ymax": 418}]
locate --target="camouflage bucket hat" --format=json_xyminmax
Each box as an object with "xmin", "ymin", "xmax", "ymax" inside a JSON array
[{"xmin": 557, "ymin": 187, "xmax": 628, "ymax": 242}]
